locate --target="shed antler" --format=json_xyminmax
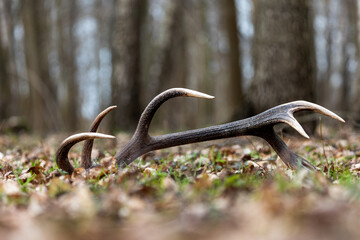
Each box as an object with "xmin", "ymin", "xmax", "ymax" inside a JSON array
[
  {"xmin": 81, "ymin": 105, "xmax": 117, "ymax": 169},
  {"xmin": 56, "ymin": 133, "xmax": 115, "ymax": 174},
  {"xmin": 56, "ymin": 88, "xmax": 344, "ymax": 174}
]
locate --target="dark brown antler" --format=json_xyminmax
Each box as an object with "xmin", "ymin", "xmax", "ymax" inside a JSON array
[
  {"xmin": 56, "ymin": 88, "xmax": 344, "ymax": 174},
  {"xmin": 56, "ymin": 133, "xmax": 115, "ymax": 174},
  {"xmin": 81, "ymin": 106, "xmax": 117, "ymax": 169},
  {"xmin": 114, "ymin": 90, "xmax": 344, "ymax": 170}
]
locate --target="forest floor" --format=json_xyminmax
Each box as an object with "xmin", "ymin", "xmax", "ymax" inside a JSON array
[{"xmin": 1, "ymin": 125, "xmax": 360, "ymax": 240}]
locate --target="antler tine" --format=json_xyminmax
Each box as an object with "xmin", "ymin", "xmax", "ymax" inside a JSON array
[
  {"xmin": 260, "ymin": 127, "xmax": 316, "ymax": 171},
  {"xmin": 284, "ymin": 100, "xmax": 345, "ymax": 123},
  {"xmin": 135, "ymin": 88, "xmax": 214, "ymax": 136},
  {"xmin": 116, "ymin": 88, "xmax": 215, "ymax": 167},
  {"xmin": 81, "ymin": 106, "xmax": 117, "ymax": 169},
  {"xmin": 114, "ymin": 89, "xmax": 344, "ymax": 170},
  {"xmin": 56, "ymin": 133, "xmax": 115, "ymax": 174},
  {"xmin": 258, "ymin": 100, "xmax": 344, "ymax": 139}
]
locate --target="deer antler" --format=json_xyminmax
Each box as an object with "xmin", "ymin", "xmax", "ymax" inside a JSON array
[
  {"xmin": 81, "ymin": 106, "xmax": 117, "ymax": 169},
  {"xmin": 56, "ymin": 88, "xmax": 344, "ymax": 174},
  {"xmin": 56, "ymin": 133, "xmax": 115, "ymax": 174}
]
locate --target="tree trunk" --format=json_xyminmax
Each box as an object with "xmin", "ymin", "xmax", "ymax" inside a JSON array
[
  {"xmin": 22, "ymin": 0, "xmax": 58, "ymax": 135},
  {"xmin": 184, "ymin": 0, "xmax": 211, "ymax": 128},
  {"xmin": 56, "ymin": 0, "xmax": 78, "ymax": 132},
  {"xmin": 343, "ymin": 0, "xmax": 360, "ymax": 119},
  {"xmin": 317, "ymin": 0, "xmax": 332, "ymax": 107},
  {"xmin": 0, "ymin": 0, "xmax": 20, "ymax": 120},
  {"xmin": 110, "ymin": 0, "xmax": 144, "ymax": 132},
  {"xmin": 0, "ymin": 29, "xmax": 10, "ymax": 121},
  {"xmin": 248, "ymin": 0, "xmax": 316, "ymax": 114},
  {"xmin": 218, "ymin": 0, "xmax": 243, "ymax": 121}
]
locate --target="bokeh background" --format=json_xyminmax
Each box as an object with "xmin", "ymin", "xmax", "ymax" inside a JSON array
[{"xmin": 0, "ymin": 0, "xmax": 357, "ymax": 135}]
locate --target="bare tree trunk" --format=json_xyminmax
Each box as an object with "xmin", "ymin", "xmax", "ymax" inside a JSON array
[
  {"xmin": 333, "ymin": 0, "xmax": 357, "ymax": 113},
  {"xmin": 22, "ymin": 0, "xmax": 58, "ymax": 135},
  {"xmin": 0, "ymin": 0, "xmax": 21, "ymax": 119},
  {"xmin": 110, "ymin": 0, "xmax": 144, "ymax": 132},
  {"xmin": 341, "ymin": 0, "xmax": 359, "ymax": 118},
  {"xmin": 162, "ymin": 2, "xmax": 187, "ymax": 130},
  {"xmin": 147, "ymin": 1, "xmax": 187, "ymax": 130},
  {"xmin": 317, "ymin": 0, "xmax": 332, "ymax": 106},
  {"xmin": 248, "ymin": 0, "xmax": 316, "ymax": 114},
  {"xmin": 218, "ymin": 0, "xmax": 243, "ymax": 120},
  {"xmin": 184, "ymin": 0, "xmax": 211, "ymax": 128},
  {"xmin": 154, "ymin": 1, "xmax": 181, "ymax": 95},
  {"xmin": 340, "ymin": 42, "xmax": 350, "ymax": 111},
  {"xmin": 0, "ymin": 28, "xmax": 10, "ymax": 120},
  {"xmin": 56, "ymin": 0, "xmax": 78, "ymax": 132}
]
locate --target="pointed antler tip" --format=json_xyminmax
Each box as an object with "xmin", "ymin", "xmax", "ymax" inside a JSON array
[
  {"xmin": 63, "ymin": 132, "xmax": 116, "ymax": 144},
  {"xmin": 100, "ymin": 105, "xmax": 117, "ymax": 114},
  {"xmin": 338, "ymin": 117, "xmax": 345, "ymax": 123},
  {"xmin": 297, "ymin": 128, "xmax": 310, "ymax": 139},
  {"xmin": 317, "ymin": 107, "xmax": 345, "ymax": 123},
  {"xmin": 95, "ymin": 133, "xmax": 116, "ymax": 139},
  {"xmin": 288, "ymin": 100, "xmax": 345, "ymax": 124},
  {"xmin": 108, "ymin": 105, "xmax": 117, "ymax": 110},
  {"xmin": 181, "ymin": 88, "xmax": 215, "ymax": 99},
  {"xmin": 283, "ymin": 117, "xmax": 310, "ymax": 139}
]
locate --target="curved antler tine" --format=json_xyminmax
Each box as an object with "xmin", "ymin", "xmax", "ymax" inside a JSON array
[
  {"xmin": 115, "ymin": 88, "xmax": 214, "ymax": 167},
  {"xmin": 136, "ymin": 88, "xmax": 214, "ymax": 136},
  {"xmin": 180, "ymin": 89, "xmax": 215, "ymax": 99},
  {"xmin": 284, "ymin": 101, "xmax": 345, "ymax": 123},
  {"xmin": 88, "ymin": 106, "xmax": 117, "ymax": 132},
  {"xmin": 56, "ymin": 133, "xmax": 115, "ymax": 174},
  {"xmin": 259, "ymin": 100, "xmax": 344, "ymax": 139},
  {"xmin": 279, "ymin": 115, "xmax": 310, "ymax": 139},
  {"xmin": 81, "ymin": 106, "xmax": 117, "ymax": 169}
]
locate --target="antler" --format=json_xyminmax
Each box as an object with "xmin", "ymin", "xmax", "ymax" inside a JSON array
[
  {"xmin": 56, "ymin": 88, "xmax": 344, "ymax": 174},
  {"xmin": 56, "ymin": 133, "xmax": 115, "ymax": 174},
  {"xmin": 81, "ymin": 106, "xmax": 117, "ymax": 169},
  {"xmin": 114, "ymin": 91, "xmax": 344, "ymax": 170}
]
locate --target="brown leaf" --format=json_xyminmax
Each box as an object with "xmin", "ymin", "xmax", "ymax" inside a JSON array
[{"xmin": 26, "ymin": 166, "xmax": 45, "ymax": 175}]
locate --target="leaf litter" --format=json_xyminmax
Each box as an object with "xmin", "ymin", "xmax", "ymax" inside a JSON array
[{"xmin": 0, "ymin": 126, "xmax": 360, "ymax": 240}]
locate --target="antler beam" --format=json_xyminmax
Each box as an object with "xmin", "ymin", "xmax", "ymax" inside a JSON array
[{"xmin": 56, "ymin": 88, "xmax": 344, "ymax": 174}]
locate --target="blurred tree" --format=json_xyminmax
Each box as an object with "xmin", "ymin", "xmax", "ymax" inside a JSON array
[
  {"xmin": 110, "ymin": 0, "xmax": 145, "ymax": 132},
  {"xmin": 340, "ymin": 0, "xmax": 357, "ymax": 112},
  {"xmin": 154, "ymin": 0, "xmax": 186, "ymax": 130},
  {"xmin": 154, "ymin": 1, "xmax": 182, "ymax": 96},
  {"xmin": 217, "ymin": 0, "xmax": 243, "ymax": 121},
  {"xmin": 0, "ymin": 26, "xmax": 10, "ymax": 121},
  {"xmin": 22, "ymin": 0, "xmax": 59, "ymax": 135},
  {"xmin": 184, "ymin": 0, "xmax": 211, "ymax": 128},
  {"xmin": 248, "ymin": 0, "xmax": 316, "ymax": 114},
  {"xmin": 56, "ymin": 0, "xmax": 79, "ymax": 132},
  {"xmin": 0, "ymin": 0, "xmax": 20, "ymax": 121},
  {"xmin": 94, "ymin": 0, "xmax": 113, "ymax": 113},
  {"xmin": 317, "ymin": 0, "xmax": 332, "ymax": 107},
  {"xmin": 0, "ymin": 0, "xmax": 358, "ymax": 134}
]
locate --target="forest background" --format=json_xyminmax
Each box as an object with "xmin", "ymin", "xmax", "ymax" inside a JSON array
[{"xmin": 0, "ymin": 0, "xmax": 357, "ymax": 135}]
